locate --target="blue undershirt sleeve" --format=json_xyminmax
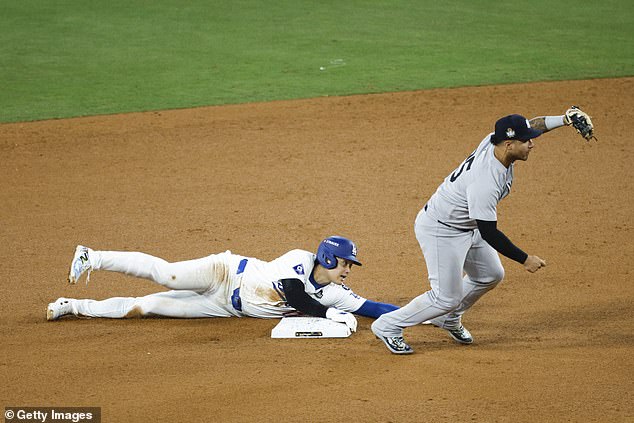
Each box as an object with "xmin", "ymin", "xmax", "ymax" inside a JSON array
[{"xmin": 353, "ymin": 300, "xmax": 399, "ymax": 318}]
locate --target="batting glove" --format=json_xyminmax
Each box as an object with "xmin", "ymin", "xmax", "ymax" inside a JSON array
[{"xmin": 326, "ymin": 307, "xmax": 357, "ymax": 333}]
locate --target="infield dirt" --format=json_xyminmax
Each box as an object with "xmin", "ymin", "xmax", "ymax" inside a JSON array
[{"xmin": 1, "ymin": 78, "xmax": 632, "ymax": 422}]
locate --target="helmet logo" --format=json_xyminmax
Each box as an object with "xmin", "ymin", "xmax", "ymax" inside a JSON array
[{"xmin": 351, "ymin": 244, "xmax": 357, "ymax": 256}]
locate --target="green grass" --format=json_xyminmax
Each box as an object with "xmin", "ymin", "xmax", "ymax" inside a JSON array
[{"xmin": 1, "ymin": 0, "xmax": 632, "ymax": 122}]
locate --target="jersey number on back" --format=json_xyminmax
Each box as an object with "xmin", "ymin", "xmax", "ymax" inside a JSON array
[{"xmin": 450, "ymin": 150, "xmax": 476, "ymax": 182}]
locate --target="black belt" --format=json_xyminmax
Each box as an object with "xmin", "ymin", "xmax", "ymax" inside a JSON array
[
  {"xmin": 231, "ymin": 258, "xmax": 248, "ymax": 312},
  {"xmin": 424, "ymin": 204, "xmax": 473, "ymax": 233}
]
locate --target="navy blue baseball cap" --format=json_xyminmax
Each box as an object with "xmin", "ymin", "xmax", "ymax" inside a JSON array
[{"xmin": 492, "ymin": 114, "xmax": 542, "ymax": 143}]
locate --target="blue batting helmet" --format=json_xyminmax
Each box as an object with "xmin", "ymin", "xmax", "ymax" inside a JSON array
[{"xmin": 316, "ymin": 236, "xmax": 362, "ymax": 269}]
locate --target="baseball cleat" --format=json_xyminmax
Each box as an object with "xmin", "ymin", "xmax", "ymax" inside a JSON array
[
  {"xmin": 68, "ymin": 245, "xmax": 93, "ymax": 284},
  {"xmin": 371, "ymin": 322, "xmax": 414, "ymax": 355},
  {"xmin": 46, "ymin": 298, "xmax": 74, "ymax": 321},
  {"xmin": 446, "ymin": 325, "xmax": 473, "ymax": 344},
  {"xmin": 423, "ymin": 319, "xmax": 474, "ymax": 344}
]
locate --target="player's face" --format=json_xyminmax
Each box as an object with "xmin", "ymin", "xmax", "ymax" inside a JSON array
[
  {"xmin": 327, "ymin": 258, "xmax": 353, "ymax": 285},
  {"xmin": 510, "ymin": 139, "xmax": 534, "ymax": 161}
]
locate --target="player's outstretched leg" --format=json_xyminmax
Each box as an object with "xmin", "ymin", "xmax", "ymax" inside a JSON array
[
  {"xmin": 46, "ymin": 291, "xmax": 239, "ymax": 320},
  {"xmin": 66, "ymin": 246, "xmax": 234, "ymax": 292},
  {"xmin": 47, "ymin": 298, "xmax": 75, "ymax": 320}
]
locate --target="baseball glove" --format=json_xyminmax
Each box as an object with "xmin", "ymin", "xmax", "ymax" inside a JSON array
[{"xmin": 565, "ymin": 106, "xmax": 597, "ymax": 141}]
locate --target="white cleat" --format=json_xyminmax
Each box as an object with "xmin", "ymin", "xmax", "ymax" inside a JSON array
[
  {"xmin": 68, "ymin": 245, "xmax": 93, "ymax": 284},
  {"xmin": 47, "ymin": 298, "xmax": 74, "ymax": 321}
]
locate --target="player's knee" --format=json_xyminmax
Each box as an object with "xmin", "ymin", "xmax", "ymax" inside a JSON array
[
  {"xmin": 488, "ymin": 267, "xmax": 505, "ymax": 285},
  {"xmin": 427, "ymin": 291, "xmax": 461, "ymax": 311},
  {"xmin": 475, "ymin": 267, "xmax": 505, "ymax": 286},
  {"xmin": 132, "ymin": 297, "xmax": 156, "ymax": 317},
  {"xmin": 153, "ymin": 271, "xmax": 174, "ymax": 287},
  {"xmin": 445, "ymin": 298, "xmax": 462, "ymax": 310},
  {"xmin": 124, "ymin": 305, "xmax": 146, "ymax": 318}
]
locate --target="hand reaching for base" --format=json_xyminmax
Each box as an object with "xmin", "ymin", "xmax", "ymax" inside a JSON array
[{"xmin": 326, "ymin": 307, "xmax": 358, "ymax": 333}]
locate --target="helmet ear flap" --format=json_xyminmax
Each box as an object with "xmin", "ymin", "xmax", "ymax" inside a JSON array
[
  {"xmin": 317, "ymin": 248, "xmax": 337, "ymax": 270},
  {"xmin": 322, "ymin": 254, "xmax": 338, "ymax": 270},
  {"xmin": 317, "ymin": 240, "xmax": 338, "ymax": 269}
]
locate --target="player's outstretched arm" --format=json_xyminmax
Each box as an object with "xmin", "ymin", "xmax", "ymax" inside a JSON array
[
  {"xmin": 353, "ymin": 300, "xmax": 398, "ymax": 318},
  {"xmin": 530, "ymin": 106, "xmax": 595, "ymax": 139},
  {"xmin": 529, "ymin": 115, "xmax": 569, "ymax": 134},
  {"xmin": 281, "ymin": 278, "xmax": 357, "ymax": 332},
  {"xmin": 529, "ymin": 117, "xmax": 550, "ymax": 133}
]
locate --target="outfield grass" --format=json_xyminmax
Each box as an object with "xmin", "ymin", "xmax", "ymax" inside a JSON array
[{"xmin": 1, "ymin": 0, "xmax": 632, "ymax": 122}]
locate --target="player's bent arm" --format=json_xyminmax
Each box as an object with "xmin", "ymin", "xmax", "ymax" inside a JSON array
[
  {"xmin": 281, "ymin": 278, "xmax": 328, "ymax": 317},
  {"xmin": 476, "ymin": 219, "xmax": 528, "ymax": 264},
  {"xmin": 353, "ymin": 300, "xmax": 399, "ymax": 318},
  {"xmin": 477, "ymin": 220, "xmax": 546, "ymax": 272}
]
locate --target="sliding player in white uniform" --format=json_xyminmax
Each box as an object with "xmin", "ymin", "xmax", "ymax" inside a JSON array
[
  {"xmin": 47, "ymin": 236, "xmax": 398, "ymax": 332},
  {"xmin": 372, "ymin": 110, "xmax": 584, "ymax": 354}
]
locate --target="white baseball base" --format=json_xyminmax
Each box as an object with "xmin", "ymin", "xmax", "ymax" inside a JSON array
[{"xmin": 271, "ymin": 317, "xmax": 352, "ymax": 338}]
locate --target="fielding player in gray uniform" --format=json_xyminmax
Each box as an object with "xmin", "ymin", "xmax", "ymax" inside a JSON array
[
  {"xmin": 372, "ymin": 108, "xmax": 591, "ymax": 354},
  {"xmin": 47, "ymin": 236, "xmax": 398, "ymax": 332}
]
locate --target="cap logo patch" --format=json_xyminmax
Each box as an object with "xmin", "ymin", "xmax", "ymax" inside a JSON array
[
  {"xmin": 506, "ymin": 128, "xmax": 515, "ymax": 138},
  {"xmin": 351, "ymin": 244, "xmax": 357, "ymax": 256}
]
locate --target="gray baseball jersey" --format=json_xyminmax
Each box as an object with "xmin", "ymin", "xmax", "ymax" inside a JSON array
[{"xmin": 424, "ymin": 134, "xmax": 514, "ymax": 230}]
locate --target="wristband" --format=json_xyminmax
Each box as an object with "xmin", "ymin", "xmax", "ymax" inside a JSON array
[{"xmin": 545, "ymin": 115, "xmax": 565, "ymax": 130}]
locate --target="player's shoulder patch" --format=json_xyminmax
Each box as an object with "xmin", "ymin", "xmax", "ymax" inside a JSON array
[{"xmin": 293, "ymin": 264, "xmax": 305, "ymax": 275}]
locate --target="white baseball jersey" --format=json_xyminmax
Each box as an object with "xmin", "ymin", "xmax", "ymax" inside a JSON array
[
  {"xmin": 71, "ymin": 249, "xmax": 368, "ymax": 320},
  {"xmin": 424, "ymin": 134, "xmax": 514, "ymax": 230},
  {"xmin": 238, "ymin": 249, "xmax": 367, "ymax": 318}
]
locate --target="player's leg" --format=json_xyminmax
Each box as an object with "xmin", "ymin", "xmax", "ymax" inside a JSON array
[
  {"xmin": 433, "ymin": 231, "xmax": 504, "ymax": 329},
  {"xmin": 78, "ymin": 248, "xmax": 234, "ymax": 292},
  {"xmin": 66, "ymin": 290, "xmax": 238, "ymax": 318},
  {"xmin": 372, "ymin": 211, "xmax": 470, "ymax": 337}
]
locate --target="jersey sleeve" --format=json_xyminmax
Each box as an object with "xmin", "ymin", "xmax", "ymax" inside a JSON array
[
  {"xmin": 466, "ymin": 175, "xmax": 500, "ymax": 222},
  {"xmin": 321, "ymin": 284, "xmax": 367, "ymax": 313}
]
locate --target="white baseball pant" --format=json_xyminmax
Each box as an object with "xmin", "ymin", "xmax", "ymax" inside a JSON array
[{"xmin": 71, "ymin": 250, "xmax": 243, "ymax": 318}]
